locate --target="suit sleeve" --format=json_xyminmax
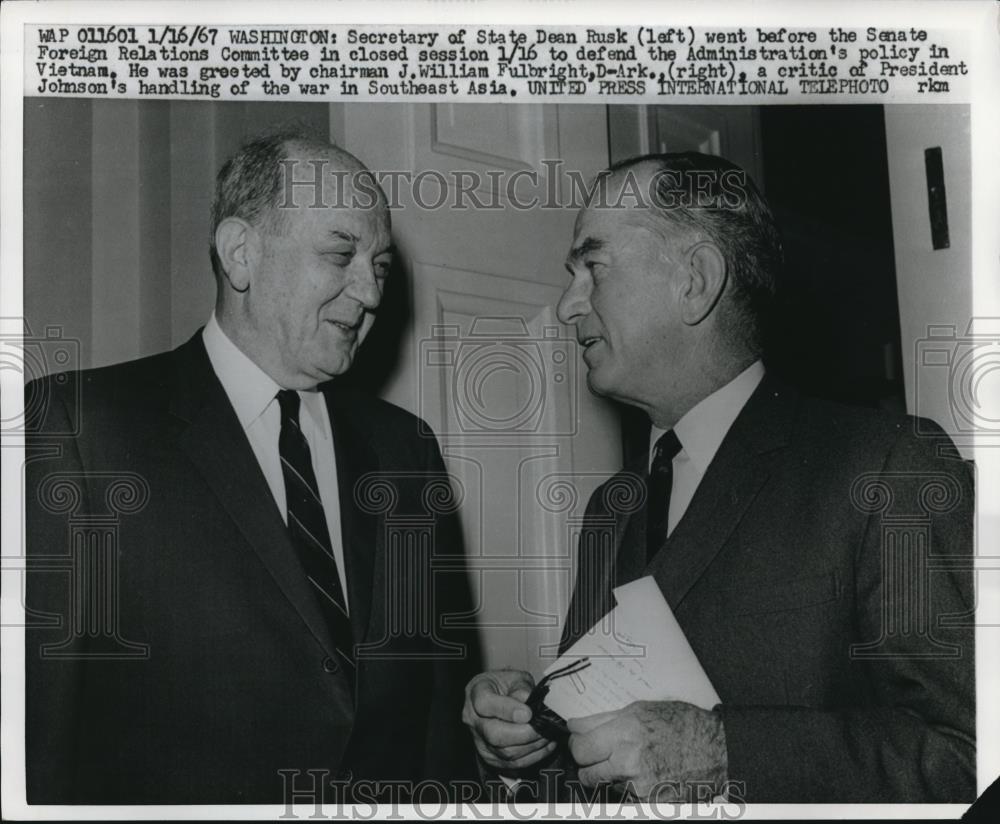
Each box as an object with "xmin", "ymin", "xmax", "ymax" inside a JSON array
[
  {"xmin": 718, "ymin": 423, "xmax": 976, "ymax": 803},
  {"xmin": 419, "ymin": 432, "xmax": 482, "ymax": 788},
  {"xmin": 23, "ymin": 378, "xmax": 89, "ymax": 802}
]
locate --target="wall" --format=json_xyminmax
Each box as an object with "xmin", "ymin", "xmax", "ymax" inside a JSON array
[
  {"xmin": 23, "ymin": 99, "xmax": 330, "ymax": 371},
  {"xmin": 23, "ymin": 99, "xmax": 94, "ymax": 363},
  {"xmin": 884, "ymin": 105, "xmax": 972, "ymax": 455}
]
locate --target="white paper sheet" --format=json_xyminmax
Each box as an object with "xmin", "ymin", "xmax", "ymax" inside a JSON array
[{"xmin": 542, "ymin": 576, "xmax": 720, "ymax": 720}]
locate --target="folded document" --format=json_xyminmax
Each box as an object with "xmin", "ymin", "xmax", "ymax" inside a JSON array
[{"xmin": 540, "ymin": 576, "xmax": 720, "ymax": 722}]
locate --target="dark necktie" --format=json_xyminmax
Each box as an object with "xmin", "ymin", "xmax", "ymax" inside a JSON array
[
  {"xmin": 646, "ymin": 429, "xmax": 682, "ymax": 563},
  {"xmin": 276, "ymin": 389, "xmax": 354, "ymax": 671}
]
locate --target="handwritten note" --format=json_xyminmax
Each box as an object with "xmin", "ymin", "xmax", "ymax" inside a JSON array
[{"xmin": 542, "ymin": 576, "xmax": 720, "ymax": 720}]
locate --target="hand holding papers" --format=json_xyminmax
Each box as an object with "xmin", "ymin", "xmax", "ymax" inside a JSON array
[
  {"xmin": 526, "ymin": 577, "xmax": 728, "ymax": 801},
  {"xmin": 462, "ymin": 669, "xmax": 558, "ymax": 773},
  {"xmin": 529, "ymin": 576, "xmax": 720, "ymax": 737}
]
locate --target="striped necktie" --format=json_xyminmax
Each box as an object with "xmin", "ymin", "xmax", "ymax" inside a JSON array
[{"xmin": 276, "ymin": 389, "xmax": 354, "ymax": 672}]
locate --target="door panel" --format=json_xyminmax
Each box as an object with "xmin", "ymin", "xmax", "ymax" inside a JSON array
[
  {"xmin": 429, "ymin": 103, "xmax": 554, "ymax": 173},
  {"xmin": 341, "ymin": 104, "xmax": 621, "ymax": 672},
  {"xmin": 608, "ymin": 104, "xmax": 764, "ymax": 187}
]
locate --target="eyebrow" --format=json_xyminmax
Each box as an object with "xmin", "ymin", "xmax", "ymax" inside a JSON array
[
  {"xmin": 567, "ymin": 236, "xmax": 606, "ymax": 264},
  {"xmin": 327, "ymin": 230, "xmax": 394, "ymax": 257}
]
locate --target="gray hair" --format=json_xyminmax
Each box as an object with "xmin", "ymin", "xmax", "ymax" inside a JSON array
[
  {"xmin": 209, "ymin": 127, "xmax": 365, "ymax": 281},
  {"xmin": 606, "ymin": 152, "xmax": 783, "ymax": 354}
]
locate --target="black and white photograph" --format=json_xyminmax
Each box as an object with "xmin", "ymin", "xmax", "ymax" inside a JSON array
[{"xmin": 2, "ymin": 1, "xmax": 997, "ymax": 819}]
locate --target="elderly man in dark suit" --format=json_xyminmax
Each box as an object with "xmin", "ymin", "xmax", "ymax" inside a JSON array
[
  {"xmin": 463, "ymin": 153, "xmax": 975, "ymax": 803},
  {"xmin": 25, "ymin": 131, "xmax": 478, "ymax": 803}
]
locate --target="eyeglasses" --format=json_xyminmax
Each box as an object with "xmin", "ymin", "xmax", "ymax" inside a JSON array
[{"xmin": 526, "ymin": 657, "xmax": 592, "ymax": 741}]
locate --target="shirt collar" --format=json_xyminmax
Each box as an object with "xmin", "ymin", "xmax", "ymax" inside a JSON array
[
  {"xmin": 202, "ymin": 313, "xmax": 330, "ymax": 440},
  {"xmin": 299, "ymin": 387, "xmax": 332, "ymax": 442},
  {"xmin": 650, "ymin": 360, "xmax": 765, "ymax": 475}
]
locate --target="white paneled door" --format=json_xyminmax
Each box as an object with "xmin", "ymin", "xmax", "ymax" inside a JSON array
[{"xmin": 339, "ymin": 104, "xmax": 621, "ymax": 673}]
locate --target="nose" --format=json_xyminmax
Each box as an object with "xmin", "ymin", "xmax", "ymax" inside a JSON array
[
  {"xmin": 556, "ymin": 275, "xmax": 591, "ymax": 326},
  {"xmin": 346, "ymin": 260, "xmax": 382, "ymax": 312}
]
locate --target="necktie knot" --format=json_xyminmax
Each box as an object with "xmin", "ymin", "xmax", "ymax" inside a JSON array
[
  {"xmin": 653, "ymin": 429, "xmax": 682, "ymax": 469},
  {"xmin": 647, "ymin": 429, "xmax": 681, "ymax": 564},
  {"xmin": 276, "ymin": 389, "xmax": 301, "ymax": 422}
]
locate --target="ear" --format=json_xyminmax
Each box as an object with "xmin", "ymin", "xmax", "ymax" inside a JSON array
[
  {"xmin": 679, "ymin": 241, "xmax": 727, "ymax": 326},
  {"xmin": 214, "ymin": 217, "xmax": 257, "ymax": 293}
]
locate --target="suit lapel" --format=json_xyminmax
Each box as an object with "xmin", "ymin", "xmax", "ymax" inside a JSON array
[
  {"xmin": 647, "ymin": 437, "xmax": 770, "ymax": 609},
  {"xmin": 323, "ymin": 386, "xmax": 380, "ymax": 646},
  {"xmin": 169, "ymin": 333, "xmax": 343, "ymax": 663},
  {"xmin": 559, "ymin": 463, "xmax": 645, "ymax": 654},
  {"xmin": 645, "ymin": 375, "xmax": 796, "ymax": 609}
]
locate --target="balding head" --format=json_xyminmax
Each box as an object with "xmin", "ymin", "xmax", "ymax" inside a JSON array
[
  {"xmin": 209, "ymin": 130, "xmax": 383, "ymax": 283},
  {"xmin": 597, "ymin": 152, "xmax": 783, "ymax": 355}
]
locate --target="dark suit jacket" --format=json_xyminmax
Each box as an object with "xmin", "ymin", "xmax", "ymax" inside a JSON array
[
  {"xmin": 561, "ymin": 375, "xmax": 975, "ymax": 803},
  {"xmin": 24, "ymin": 332, "xmax": 479, "ymax": 804}
]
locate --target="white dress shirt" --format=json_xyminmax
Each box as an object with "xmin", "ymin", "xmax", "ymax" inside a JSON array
[
  {"xmin": 649, "ymin": 360, "xmax": 765, "ymax": 538},
  {"xmin": 202, "ymin": 313, "xmax": 349, "ymax": 610}
]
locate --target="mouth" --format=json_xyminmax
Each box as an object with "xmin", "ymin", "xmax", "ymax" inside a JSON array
[
  {"xmin": 579, "ymin": 337, "xmax": 604, "ymax": 365},
  {"xmin": 326, "ymin": 319, "xmax": 361, "ymax": 336}
]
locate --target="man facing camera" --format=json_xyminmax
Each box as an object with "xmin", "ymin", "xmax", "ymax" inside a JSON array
[
  {"xmin": 25, "ymin": 131, "xmax": 477, "ymax": 803},
  {"xmin": 463, "ymin": 153, "xmax": 975, "ymax": 803}
]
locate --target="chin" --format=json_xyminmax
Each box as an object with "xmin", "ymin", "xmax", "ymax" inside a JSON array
[
  {"xmin": 320, "ymin": 360, "xmax": 352, "ymax": 379},
  {"xmin": 310, "ymin": 345, "xmax": 355, "ymax": 378},
  {"xmin": 585, "ymin": 367, "xmax": 615, "ymax": 398}
]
